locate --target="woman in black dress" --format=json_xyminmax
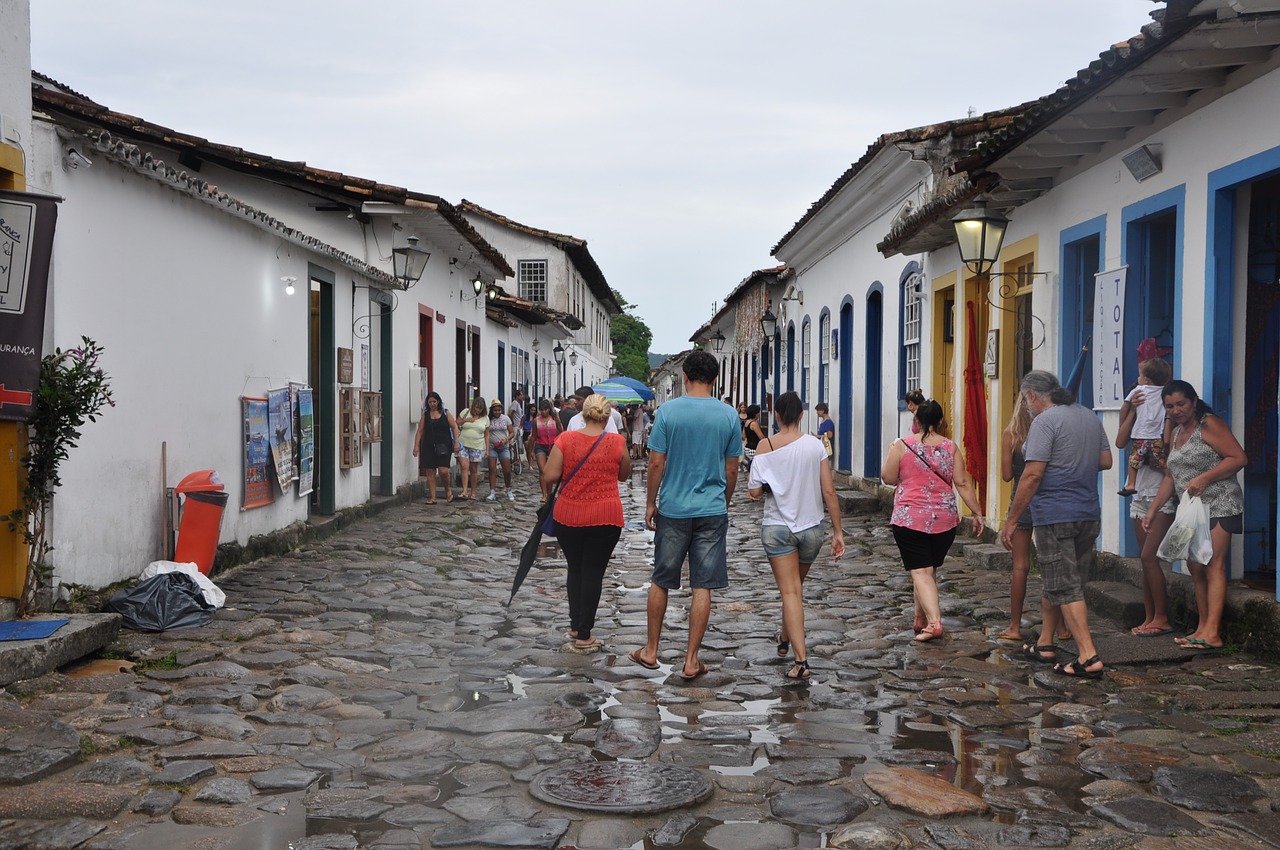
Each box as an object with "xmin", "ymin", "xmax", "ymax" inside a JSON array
[{"xmin": 412, "ymin": 391, "xmax": 460, "ymax": 503}]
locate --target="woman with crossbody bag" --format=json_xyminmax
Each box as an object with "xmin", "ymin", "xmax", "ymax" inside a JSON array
[
  {"xmin": 542, "ymin": 395, "xmax": 631, "ymax": 649},
  {"xmin": 881, "ymin": 399, "xmax": 985, "ymax": 642}
]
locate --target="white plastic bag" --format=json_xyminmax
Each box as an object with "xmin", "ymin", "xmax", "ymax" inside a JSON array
[
  {"xmin": 1157, "ymin": 493, "xmax": 1213, "ymax": 564},
  {"xmin": 141, "ymin": 560, "xmax": 226, "ymax": 609}
]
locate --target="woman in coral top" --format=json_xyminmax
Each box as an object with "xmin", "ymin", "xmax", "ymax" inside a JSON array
[
  {"xmin": 881, "ymin": 399, "xmax": 984, "ymax": 643},
  {"xmin": 542, "ymin": 394, "xmax": 631, "ymax": 649}
]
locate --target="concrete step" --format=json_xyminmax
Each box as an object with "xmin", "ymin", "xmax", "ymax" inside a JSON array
[
  {"xmin": 1085, "ymin": 580, "xmax": 1146, "ymax": 632},
  {"xmin": 964, "ymin": 543, "xmax": 1013, "ymax": 572},
  {"xmin": 0, "ymin": 614, "xmax": 121, "ymax": 687},
  {"xmin": 836, "ymin": 490, "xmax": 883, "ymax": 516}
]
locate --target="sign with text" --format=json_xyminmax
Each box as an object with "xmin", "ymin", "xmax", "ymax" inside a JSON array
[
  {"xmin": 1093, "ymin": 266, "xmax": 1128, "ymax": 410},
  {"xmin": 0, "ymin": 190, "xmax": 59, "ymax": 421}
]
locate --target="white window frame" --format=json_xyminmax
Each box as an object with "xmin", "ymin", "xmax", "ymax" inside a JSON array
[
  {"xmin": 519, "ymin": 259, "xmax": 548, "ymax": 303},
  {"xmin": 903, "ymin": 280, "xmax": 922, "ymax": 392},
  {"xmin": 818, "ymin": 312, "xmax": 830, "ymax": 403}
]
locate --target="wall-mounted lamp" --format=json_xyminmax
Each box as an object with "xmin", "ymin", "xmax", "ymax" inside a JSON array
[
  {"xmin": 282, "ymin": 276, "xmax": 297, "ymax": 296},
  {"xmin": 464, "ymin": 276, "xmax": 498, "ymax": 302},
  {"xmin": 711, "ymin": 330, "xmax": 726, "ymax": 353},
  {"xmin": 760, "ymin": 306, "xmax": 778, "ymax": 338},
  {"xmin": 391, "ymin": 235, "xmax": 431, "ymax": 287},
  {"xmin": 553, "ymin": 341, "xmax": 566, "ymax": 365},
  {"xmin": 531, "ymin": 336, "xmax": 541, "ymax": 352},
  {"xmin": 951, "ymin": 200, "xmax": 1009, "ymax": 276},
  {"xmin": 569, "ymin": 347, "xmax": 578, "ymax": 367},
  {"xmin": 1122, "ymin": 145, "xmax": 1162, "ymax": 183}
]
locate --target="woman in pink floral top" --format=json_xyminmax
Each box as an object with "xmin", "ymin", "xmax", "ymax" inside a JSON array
[{"xmin": 881, "ymin": 399, "xmax": 985, "ymax": 642}]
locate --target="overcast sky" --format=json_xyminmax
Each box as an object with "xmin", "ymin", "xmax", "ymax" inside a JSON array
[{"xmin": 32, "ymin": 1, "xmax": 1158, "ymax": 354}]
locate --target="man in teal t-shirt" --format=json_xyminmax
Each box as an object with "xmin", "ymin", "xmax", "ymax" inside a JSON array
[{"xmin": 627, "ymin": 351, "xmax": 742, "ymax": 681}]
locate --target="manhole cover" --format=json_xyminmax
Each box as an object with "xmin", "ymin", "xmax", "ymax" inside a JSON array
[{"xmin": 529, "ymin": 762, "xmax": 712, "ymax": 813}]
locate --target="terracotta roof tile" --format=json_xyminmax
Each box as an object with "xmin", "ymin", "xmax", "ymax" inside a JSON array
[{"xmin": 31, "ymin": 77, "xmax": 514, "ymax": 279}]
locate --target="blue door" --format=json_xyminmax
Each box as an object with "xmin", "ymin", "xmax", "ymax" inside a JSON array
[
  {"xmin": 838, "ymin": 302, "xmax": 854, "ymax": 473},
  {"xmin": 497, "ymin": 342, "xmax": 506, "ymax": 404},
  {"xmin": 864, "ymin": 291, "xmax": 883, "ymax": 478},
  {"xmin": 786, "ymin": 326, "xmax": 796, "ymax": 393}
]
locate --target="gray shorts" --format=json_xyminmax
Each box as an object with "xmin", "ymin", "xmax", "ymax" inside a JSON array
[{"xmin": 1033, "ymin": 520, "xmax": 1100, "ymax": 606}]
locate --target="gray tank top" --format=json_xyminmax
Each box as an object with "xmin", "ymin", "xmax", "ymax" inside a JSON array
[{"xmin": 1167, "ymin": 418, "xmax": 1243, "ymax": 519}]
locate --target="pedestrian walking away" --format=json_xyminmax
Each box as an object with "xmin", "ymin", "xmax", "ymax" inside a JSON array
[
  {"xmin": 1001, "ymin": 370, "xmax": 1112, "ymax": 679},
  {"xmin": 628, "ymin": 350, "xmax": 742, "ymax": 680},
  {"xmin": 748, "ymin": 391, "xmax": 845, "ymax": 682},
  {"xmin": 882, "ymin": 399, "xmax": 984, "ymax": 643},
  {"xmin": 542, "ymin": 394, "xmax": 631, "ymax": 649},
  {"xmin": 995, "ymin": 392, "xmax": 1067, "ymax": 644}
]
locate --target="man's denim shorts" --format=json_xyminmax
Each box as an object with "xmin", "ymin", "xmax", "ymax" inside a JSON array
[
  {"xmin": 652, "ymin": 513, "xmax": 729, "ymax": 590},
  {"xmin": 761, "ymin": 523, "xmax": 823, "ymax": 563}
]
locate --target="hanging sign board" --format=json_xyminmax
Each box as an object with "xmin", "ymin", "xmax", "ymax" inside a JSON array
[
  {"xmin": 1093, "ymin": 267, "xmax": 1127, "ymax": 411},
  {"xmin": 0, "ymin": 190, "xmax": 60, "ymax": 421}
]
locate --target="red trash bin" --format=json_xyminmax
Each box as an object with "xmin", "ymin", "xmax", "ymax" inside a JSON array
[{"xmin": 173, "ymin": 470, "xmax": 227, "ymax": 575}]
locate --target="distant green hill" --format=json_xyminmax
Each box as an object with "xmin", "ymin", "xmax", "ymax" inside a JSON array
[{"xmin": 648, "ymin": 353, "xmax": 668, "ymax": 369}]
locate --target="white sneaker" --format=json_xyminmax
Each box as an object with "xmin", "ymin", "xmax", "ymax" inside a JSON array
[
  {"xmin": 507, "ymin": 490, "xmax": 515, "ymax": 501},
  {"xmin": 486, "ymin": 490, "xmax": 497, "ymax": 501}
]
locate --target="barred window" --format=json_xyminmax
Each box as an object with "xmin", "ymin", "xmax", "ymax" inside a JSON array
[
  {"xmin": 903, "ymin": 278, "xmax": 922, "ymax": 391},
  {"xmin": 801, "ymin": 319, "xmax": 811, "ymax": 403},
  {"xmin": 519, "ymin": 260, "xmax": 548, "ymax": 303},
  {"xmin": 818, "ymin": 312, "xmax": 831, "ymax": 403}
]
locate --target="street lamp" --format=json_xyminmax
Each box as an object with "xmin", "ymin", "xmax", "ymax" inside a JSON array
[
  {"xmin": 951, "ymin": 200, "xmax": 1009, "ymax": 276},
  {"xmin": 553, "ymin": 341, "xmax": 565, "ymax": 365},
  {"xmin": 392, "ymin": 235, "xmax": 431, "ymax": 286},
  {"xmin": 568, "ymin": 347, "xmax": 578, "ymax": 367},
  {"xmin": 711, "ymin": 330, "xmax": 726, "ymax": 353},
  {"xmin": 760, "ymin": 306, "xmax": 777, "ymax": 338}
]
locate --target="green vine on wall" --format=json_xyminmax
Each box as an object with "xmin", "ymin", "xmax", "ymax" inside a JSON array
[{"xmin": 4, "ymin": 337, "xmax": 114, "ymax": 616}]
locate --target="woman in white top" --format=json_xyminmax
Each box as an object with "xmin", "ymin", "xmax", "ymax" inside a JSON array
[{"xmin": 748, "ymin": 392, "xmax": 846, "ymax": 681}]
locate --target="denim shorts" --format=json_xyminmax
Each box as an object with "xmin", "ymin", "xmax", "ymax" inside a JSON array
[
  {"xmin": 652, "ymin": 513, "xmax": 729, "ymax": 590},
  {"xmin": 459, "ymin": 446, "xmax": 484, "ymax": 463},
  {"xmin": 490, "ymin": 444, "xmax": 511, "ymax": 461},
  {"xmin": 761, "ymin": 524, "xmax": 823, "ymax": 562},
  {"xmin": 535, "ymin": 443, "xmax": 553, "ymax": 457}
]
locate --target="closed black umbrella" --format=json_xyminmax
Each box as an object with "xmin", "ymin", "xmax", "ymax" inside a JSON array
[{"xmin": 510, "ymin": 498, "xmax": 555, "ymax": 606}]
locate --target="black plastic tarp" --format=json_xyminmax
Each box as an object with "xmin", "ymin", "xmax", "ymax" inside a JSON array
[{"xmin": 105, "ymin": 571, "xmax": 216, "ymax": 632}]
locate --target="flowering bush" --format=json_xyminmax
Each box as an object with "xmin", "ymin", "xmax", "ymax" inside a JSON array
[{"xmin": 6, "ymin": 337, "xmax": 114, "ymax": 615}]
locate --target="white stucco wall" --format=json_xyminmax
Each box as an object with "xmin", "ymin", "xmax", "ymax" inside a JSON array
[
  {"xmin": 923, "ymin": 62, "xmax": 1280, "ymax": 564},
  {"xmin": 25, "ymin": 120, "xmax": 442, "ymax": 586},
  {"xmin": 773, "ymin": 150, "xmax": 932, "ymax": 476},
  {"xmin": 0, "ymin": 2, "xmax": 31, "ymax": 160}
]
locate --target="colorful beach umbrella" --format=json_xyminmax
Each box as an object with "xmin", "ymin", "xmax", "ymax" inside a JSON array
[
  {"xmin": 601, "ymin": 376, "xmax": 655, "ymax": 401},
  {"xmin": 592, "ymin": 382, "xmax": 646, "ymax": 404}
]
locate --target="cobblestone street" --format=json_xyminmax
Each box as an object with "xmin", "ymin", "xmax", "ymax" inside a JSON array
[{"xmin": 2, "ymin": 465, "xmax": 1280, "ymax": 850}]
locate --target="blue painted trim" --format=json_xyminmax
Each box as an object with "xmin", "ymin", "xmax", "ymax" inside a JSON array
[
  {"xmin": 838, "ymin": 301, "xmax": 854, "ymax": 472},
  {"xmin": 1058, "ymin": 215, "xmax": 1106, "ymax": 388},
  {"xmin": 786, "ymin": 321, "xmax": 796, "ymax": 393},
  {"xmin": 865, "ymin": 287, "xmax": 884, "ymax": 478},
  {"xmin": 818, "ymin": 307, "xmax": 831, "ymax": 405},
  {"xmin": 1206, "ymin": 144, "xmax": 1280, "ymax": 417},
  {"xmin": 1120, "ymin": 184, "xmax": 1186, "ymax": 384},
  {"xmin": 896, "ymin": 262, "xmax": 920, "ymax": 402}
]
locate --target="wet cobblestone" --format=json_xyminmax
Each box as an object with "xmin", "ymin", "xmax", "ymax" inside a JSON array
[{"xmin": 1, "ymin": 465, "xmax": 1279, "ymax": 848}]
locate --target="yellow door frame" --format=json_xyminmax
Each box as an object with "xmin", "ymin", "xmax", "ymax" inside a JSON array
[{"xmin": 0, "ymin": 141, "xmax": 29, "ymax": 598}]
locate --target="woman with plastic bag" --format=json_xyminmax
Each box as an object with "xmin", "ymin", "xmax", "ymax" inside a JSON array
[{"xmin": 1142, "ymin": 380, "xmax": 1246, "ymax": 650}]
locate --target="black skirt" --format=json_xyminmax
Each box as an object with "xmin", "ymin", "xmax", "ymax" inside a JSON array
[{"xmin": 420, "ymin": 414, "xmax": 454, "ymax": 470}]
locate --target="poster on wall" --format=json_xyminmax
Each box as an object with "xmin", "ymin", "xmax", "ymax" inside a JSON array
[
  {"xmin": 0, "ymin": 189, "xmax": 59, "ymax": 422},
  {"xmin": 268, "ymin": 387, "xmax": 294, "ymax": 494},
  {"xmin": 296, "ymin": 387, "xmax": 314, "ymax": 497},
  {"xmin": 1093, "ymin": 267, "xmax": 1128, "ymax": 410},
  {"xmin": 242, "ymin": 397, "xmax": 274, "ymax": 509}
]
